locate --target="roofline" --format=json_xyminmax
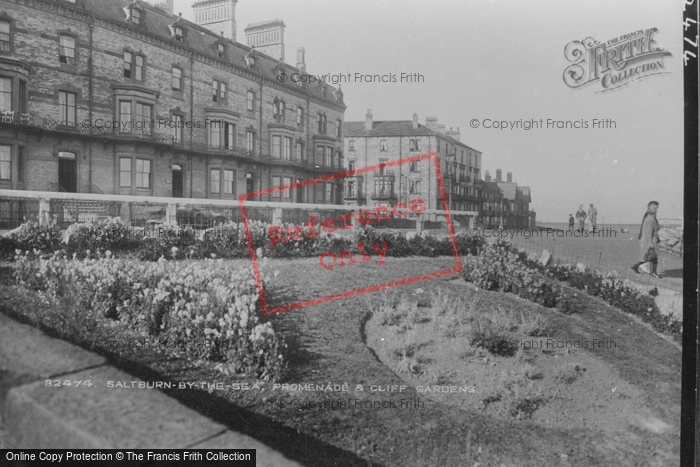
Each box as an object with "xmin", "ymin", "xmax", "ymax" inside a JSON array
[
  {"xmin": 32, "ymin": 0, "xmax": 344, "ymax": 110},
  {"xmin": 344, "ymin": 120, "xmax": 480, "ymax": 152}
]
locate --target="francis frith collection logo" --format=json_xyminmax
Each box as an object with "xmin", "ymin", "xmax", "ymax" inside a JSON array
[{"xmin": 563, "ymin": 28, "xmax": 672, "ymax": 92}]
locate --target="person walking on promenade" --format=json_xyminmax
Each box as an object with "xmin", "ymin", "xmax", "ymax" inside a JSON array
[
  {"xmin": 575, "ymin": 205, "xmax": 587, "ymax": 233},
  {"xmin": 568, "ymin": 214, "xmax": 575, "ymax": 232},
  {"xmin": 631, "ymin": 201, "xmax": 661, "ymax": 278},
  {"xmin": 588, "ymin": 204, "xmax": 598, "ymax": 232}
]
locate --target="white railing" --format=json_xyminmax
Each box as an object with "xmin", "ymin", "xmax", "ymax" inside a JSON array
[{"xmin": 0, "ymin": 189, "xmax": 478, "ymax": 232}]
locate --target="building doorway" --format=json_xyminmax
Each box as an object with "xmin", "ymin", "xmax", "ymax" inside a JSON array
[
  {"xmin": 58, "ymin": 151, "xmax": 77, "ymax": 192},
  {"xmin": 172, "ymin": 164, "xmax": 184, "ymax": 197}
]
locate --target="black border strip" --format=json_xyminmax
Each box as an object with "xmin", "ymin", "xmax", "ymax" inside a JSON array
[{"xmin": 681, "ymin": 1, "xmax": 699, "ymax": 465}]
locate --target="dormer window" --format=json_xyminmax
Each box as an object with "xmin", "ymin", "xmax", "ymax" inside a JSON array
[
  {"xmin": 245, "ymin": 47, "xmax": 257, "ymax": 69},
  {"xmin": 124, "ymin": 4, "xmax": 145, "ymax": 26},
  {"xmin": 174, "ymin": 26, "xmax": 183, "ymax": 42},
  {"xmin": 217, "ymin": 43, "xmax": 225, "ymax": 58}
]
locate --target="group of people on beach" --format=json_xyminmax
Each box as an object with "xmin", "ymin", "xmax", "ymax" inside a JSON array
[{"xmin": 568, "ymin": 204, "xmax": 597, "ymax": 233}]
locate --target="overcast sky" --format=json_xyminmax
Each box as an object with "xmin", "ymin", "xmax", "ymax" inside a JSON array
[{"xmin": 175, "ymin": 0, "xmax": 684, "ymax": 224}]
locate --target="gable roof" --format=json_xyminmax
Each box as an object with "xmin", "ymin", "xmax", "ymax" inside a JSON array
[
  {"xmin": 518, "ymin": 186, "xmax": 531, "ymax": 202},
  {"xmin": 478, "ymin": 180, "xmax": 502, "ymax": 196},
  {"xmin": 496, "ymin": 182, "xmax": 518, "ymax": 201}
]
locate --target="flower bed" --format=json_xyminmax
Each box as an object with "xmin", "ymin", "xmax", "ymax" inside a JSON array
[
  {"xmin": 13, "ymin": 250, "xmax": 285, "ymax": 381},
  {"xmin": 462, "ymin": 240, "xmax": 571, "ymax": 312},
  {"xmin": 5, "ymin": 219, "xmax": 484, "ymax": 262}
]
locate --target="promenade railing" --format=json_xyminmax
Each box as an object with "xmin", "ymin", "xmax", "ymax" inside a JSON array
[{"xmin": 0, "ymin": 190, "xmax": 478, "ymax": 233}]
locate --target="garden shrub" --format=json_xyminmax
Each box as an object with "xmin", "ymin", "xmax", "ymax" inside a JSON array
[
  {"xmin": 64, "ymin": 217, "xmax": 139, "ymax": 257},
  {"xmin": 462, "ymin": 239, "xmax": 570, "ymax": 311},
  {"xmin": 353, "ymin": 225, "xmax": 483, "ymax": 258},
  {"xmin": 8, "ymin": 220, "xmax": 62, "ymax": 254},
  {"xmin": 514, "ymin": 248, "xmax": 681, "ymax": 339},
  {"xmin": 136, "ymin": 223, "xmax": 200, "ymax": 261},
  {"xmin": 565, "ymin": 268, "xmax": 682, "ymax": 337},
  {"xmin": 0, "ymin": 236, "xmax": 18, "ymax": 260}
]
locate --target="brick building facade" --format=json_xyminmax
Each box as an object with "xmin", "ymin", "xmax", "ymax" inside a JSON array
[
  {"xmin": 343, "ymin": 112, "xmax": 482, "ymax": 213},
  {"xmin": 0, "ymin": 0, "xmax": 345, "ymax": 205}
]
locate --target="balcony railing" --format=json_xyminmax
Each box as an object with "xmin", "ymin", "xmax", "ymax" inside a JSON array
[
  {"xmin": 376, "ymin": 168, "xmax": 396, "ymax": 177},
  {"xmin": 370, "ymin": 190, "xmax": 396, "ymax": 200},
  {"xmin": 0, "ymin": 111, "xmax": 311, "ymax": 167}
]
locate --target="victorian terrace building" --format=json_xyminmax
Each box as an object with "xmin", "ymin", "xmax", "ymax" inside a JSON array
[
  {"xmin": 0, "ymin": 0, "xmax": 346, "ymax": 205},
  {"xmin": 343, "ymin": 112, "xmax": 482, "ymax": 214}
]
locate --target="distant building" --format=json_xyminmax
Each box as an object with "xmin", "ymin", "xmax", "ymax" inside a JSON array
[
  {"xmin": 343, "ymin": 112, "xmax": 482, "ymax": 214},
  {"xmin": 478, "ymin": 170, "xmax": 534, "ymax": 228}
]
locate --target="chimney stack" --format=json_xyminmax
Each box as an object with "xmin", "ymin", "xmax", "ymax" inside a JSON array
[
  {"xmin": 296, "ymin": 47, "xmax": 306, "ymax": 73},
  {"xmin": 496, "ymin": 169, "xmax": 502, "ymax": 182},
  {"xmin": 412, "ymin": 113, "xmax": 418, "ymax": 130},
  {"xmin": 149, "ymin": 0, "xmax": 174, "ymax": 15},
  {"xmin": 437, "ymin": 123, "xmax": 446, "ymax": 135},
  {"xmin": 446, "ymin": 126, "xmax": 461, "ymax": 141},
  {"xmin": 485, "ymin": 171, "xmax": 491, "ymax": 182},
  {"xmin": 193, "ymin": 0, "xmax": 237, "ymax": 41},
  {"xmin": 425, "ymin": 117, "xmax": 438, "ymax": 131},
  {"xmin": 507, "ymin": 172, "xmax": 512, "ymax": 183},
  {"xmin": 244, "ymin": 19, "xmax": 286, "ymax": 61},
  {"xmin": 365, "ymin": 109, "xmax": 373, "ymax": 131}
]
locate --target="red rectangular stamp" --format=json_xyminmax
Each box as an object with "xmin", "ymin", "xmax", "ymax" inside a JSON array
[{"xmin": 239, "ymin": 152, "xmax": 461, "ymax": 315}]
